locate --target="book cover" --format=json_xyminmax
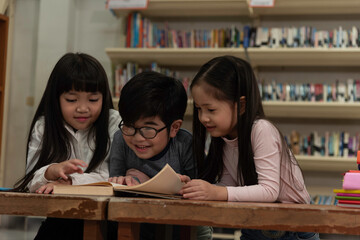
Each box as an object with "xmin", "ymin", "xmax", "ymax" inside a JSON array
[
  {"xmin": 337, "ymin": 202, "xmax": 360, "ymax": 208},
  {"xmin": 334, "ymin": 189, "xmax": 360, "ymax": 194},
  {"xmin": 53, "ymin": 164, "xmax": 184, "ymax": 199},
  {"xmin": 335, "ymin": 196, "xmax": 360, "ymax": 201},
  {"xmin": 336, "ymin": 193, "xmax": 360, "ymax": 197},
  {"xmin": 342, "ymin": 172, "xmax": 360, "ymax": 190},
  {"xmin": 338, "ymin": 199, "xmax": 360, "ymax": 205}
]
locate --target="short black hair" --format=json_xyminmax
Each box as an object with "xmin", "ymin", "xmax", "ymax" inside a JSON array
[{"xmin": 119, "ymin": 71, "xmax": 188, "ymax": 127}]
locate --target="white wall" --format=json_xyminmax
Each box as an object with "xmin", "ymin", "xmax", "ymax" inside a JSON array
[{"xmin": 3, "ymin": 0, "xmax": 123, "ymax": 187}]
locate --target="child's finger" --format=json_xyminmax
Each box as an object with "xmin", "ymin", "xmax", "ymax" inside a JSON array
[
  {"xmin": 125, "ymin": 177, "xmax": 134, "ymax": 186},
  {"xmin": 43, "ymin": 185, "xmax": 53, "ymax": 194},
  {"xmin": 59, "ymin": 172, "xmax": 68, "ymax": 180},
  {"xmin": 70, "ymin": 159, "xmax": 88, "ymax": 167},
  {"xmin": 36, "ymin": 185, "xmax": 46, "ymax": 194},
  {"xmin": 117, "ymin": 176, "xmax": 125, "ymax": 184}
]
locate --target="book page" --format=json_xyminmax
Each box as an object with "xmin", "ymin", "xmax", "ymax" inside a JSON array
[{"xmin": 113, "ymin": 164, "xmax": 184, "ymax": 195}]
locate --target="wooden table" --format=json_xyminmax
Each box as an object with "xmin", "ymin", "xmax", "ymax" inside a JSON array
[
  {"xmin": 0, "ymin": 192, "xmax": 110, "ymax": 240},
  {"xmin": 108, "ymin": 197, "xmax": 360, "ymax": 240},
  {"xmin": 2, "ymin": 193, "xmax": 360, "ymax": 240}
]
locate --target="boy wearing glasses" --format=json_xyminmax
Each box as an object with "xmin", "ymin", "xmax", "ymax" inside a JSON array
[
  {"xmin": 108, "ymin": 71, "xmax": 196, "ymax": 185},
  {"xmin": 108, "ymin": 71, "xmax": 211, "ymax": 240}
]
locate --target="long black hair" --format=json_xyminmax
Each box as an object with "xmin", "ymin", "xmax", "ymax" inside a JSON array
[
  {"xmin": 14, "ymin": 52, "xmax": 114, "ymax": 192},
  {"xmin": 191, "ymin": 55, "xmax": 300, "ymax": 187}
]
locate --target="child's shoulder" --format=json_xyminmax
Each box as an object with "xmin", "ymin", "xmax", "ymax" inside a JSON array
[
  {"xmin": 173, "ymin": 128, "xmax": 192, "ymax": 142},
  {"xmin": 252, "ymin": 119, "xmax": 279, "ymax": 136},
  {"xmin": 109, "ymin": 109, "xmax": 121, "ymax": 122},
  {"xmin": 176, "ymin": 128, "xmax": 192, "ymax": 138},
  {"xmin": 32, "ymin": 116, "xmax": 45, "ymax": 133}
]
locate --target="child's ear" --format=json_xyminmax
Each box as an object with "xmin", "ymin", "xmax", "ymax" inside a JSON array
[{"xmin": 169, "ymin": 120, "xmax": 183, "ymax": 138}]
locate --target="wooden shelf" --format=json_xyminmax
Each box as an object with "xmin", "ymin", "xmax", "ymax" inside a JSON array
[
  {"xmin": 263, "ymin": 102, "xmax": 360, "ymax": 119},
  {"xmin": 185, "ymin": 101, "xmax": 360, "ymax": 119},
  {"xmin": 109, "ymin": 0, "xmax": 250, "ymax": 18},
  {"xmin": 108, "ymin": 0, "xmax": 360, "ymax": 18},
  {"xmin": 296, "ymin": 155, "xmax": 356, "ymax": 172},
  {"xmin": 252, "ymin": 0, "xmax": 360, "ymax": 16},
  {"xmin": 106, "ymin": 48, "xmax": 360, "ymax": 67}
]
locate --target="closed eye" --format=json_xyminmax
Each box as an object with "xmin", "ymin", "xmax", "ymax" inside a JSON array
[
  {"xmin": 65, "ymin": 99, "xmax": 76, "ymax": 103},
  {"xmin": 89, "ymin": 98, "xmax": 100, "ymax": 102}
]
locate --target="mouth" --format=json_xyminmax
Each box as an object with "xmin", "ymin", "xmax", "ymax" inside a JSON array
[
  {"xmin": 206, "ymin": 126, "xmax": 215, "ymax": 131},
  {"xmin": 75, "ymin": 117, "xmax": 89, "ymax": 122},
  {"xmin": 135, "ymin": 145, "xmax": 150, "ymax": 152}
]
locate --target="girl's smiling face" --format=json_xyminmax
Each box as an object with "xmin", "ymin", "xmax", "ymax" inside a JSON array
[
  {"xmin": 60, "ymin": 90, "xmax": 103, "ymax": 131},
  {"xmin": 191, "ymin": 83, "xmax": 238, "ymax": 139}
]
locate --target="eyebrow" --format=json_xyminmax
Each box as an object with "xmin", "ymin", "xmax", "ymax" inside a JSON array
[
  {"xmin": 142, "ymin": 121, "xmax": 159, "ymax": 126},
  {"xmin": 194, "ymin": 102, "xmax": 212, "ymax": 107}
]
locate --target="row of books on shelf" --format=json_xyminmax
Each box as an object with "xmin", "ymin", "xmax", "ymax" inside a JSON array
[
  {"xmin": 286, "ymin": 131, "xmax": 359, "ymax": 158},
  {"xmin": 113, "ymin": 62, "xmax": 360, "ymax": 104},
  {"xmin": 125, "ymin": 12, "xmax": 360, "ymax": 49},
  {"xmin": 113, "ymin": 62, "xmax": 190, "ymax": 98},
  {"xmin": 259, "ymin": 79, "xmax": 360, "ymax": 102}
]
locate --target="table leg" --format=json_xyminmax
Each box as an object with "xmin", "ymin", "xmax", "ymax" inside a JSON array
[
  {"xmin": 118, "ymin": 222, "xmax": 140, "ymax": 240},
  {"xmin": 84, "ymin": 220, "xmax": 104, "ymax": 240},
  {"xmin": 180, "ymin": 226, "xmax": 197, "ymax": 240}
]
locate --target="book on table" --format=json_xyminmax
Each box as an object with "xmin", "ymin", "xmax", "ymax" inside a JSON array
[{"xmin": 53, "ymin": 164, "xmax": 184, "ymax": 199}]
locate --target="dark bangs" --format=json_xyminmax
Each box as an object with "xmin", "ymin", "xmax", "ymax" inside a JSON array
[{"xmin": 56, "ymin": 54, "xmax": 107, "ymax": 95}]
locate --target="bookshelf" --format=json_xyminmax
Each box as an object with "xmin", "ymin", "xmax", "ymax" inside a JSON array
[
  {"xmin": 109, "ymin": 0, "xmax": 360, "ymax": 18},
  {"xmin": 106, "ymin": 0, "xmax": 360, "ymax": 195},
  {"xmin": 0, "ymin": 14, "xmax": 8, "ymax": 158},
  {"xmin": 106, "ymin": 48, "xmax": 360, "ymax": 67}
]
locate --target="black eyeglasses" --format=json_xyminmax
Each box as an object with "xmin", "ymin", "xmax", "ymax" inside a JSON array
[{"xmin": 119, "ymin": 121, "xmax": 167, "ymax": 139}]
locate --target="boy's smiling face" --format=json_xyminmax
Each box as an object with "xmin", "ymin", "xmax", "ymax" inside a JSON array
[{"xmin": 122, "ymin": 116, "xmax": 171, "ymax": 159}]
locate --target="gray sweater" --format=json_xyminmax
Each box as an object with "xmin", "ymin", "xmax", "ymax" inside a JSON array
[{"xmin": 109, "ymin": 129, "xmax": 196, "ymax": 179}]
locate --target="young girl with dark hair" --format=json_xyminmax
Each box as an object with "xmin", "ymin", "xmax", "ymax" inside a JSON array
[
  {"xmin": 179, "ymin": 55, "xmax": 319, "ymax": 240},
  {"xmin": 13, "ymin": 52, "xmax": 121, "ymax": 239}
]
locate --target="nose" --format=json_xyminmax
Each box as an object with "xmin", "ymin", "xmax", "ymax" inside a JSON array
[
  {"xmin": 198, "ymin": 111, "xmax": 209, "ymax": 124},
  {"xmin": 76, "ymin": 103, "xmax": 89, "ymax": 113},
  {"xmin": 133, "ymin": 130, "xmax": 146, "ymax": 141}
]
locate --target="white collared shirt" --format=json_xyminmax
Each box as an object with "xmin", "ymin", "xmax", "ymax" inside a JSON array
[{"xmin": 26, "ymin": 109, "xmax": 121, "ymax": 192}]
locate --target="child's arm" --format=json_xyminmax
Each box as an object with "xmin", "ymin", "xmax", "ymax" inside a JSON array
[{"xmin": 180, "ymin": 179, "xmax": 228, "ymax": 200}]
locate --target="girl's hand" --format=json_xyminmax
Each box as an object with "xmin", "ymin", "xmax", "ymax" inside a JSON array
[
  {"xmin": 36, "ymin": 178, "xmax": 72, "ymax": 194},
  {"xmin": 45, "ymin": 159, "xmax": 88, "ymax": 181},
  {"xmin": 178, "ymin": 174, "xmax": 191, "ymax": 183},
  {"xmin": 179, "ymin": 179, "xmax": 228, "ymax": 201},
  {"xmin": 126, "ymin": 169, "xmax": 150, "ymax": 184}
]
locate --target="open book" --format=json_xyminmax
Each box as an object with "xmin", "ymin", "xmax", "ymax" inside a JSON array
[{"xmin": 53, "ymin": 164, "xmax": 184, "ymax": 199}]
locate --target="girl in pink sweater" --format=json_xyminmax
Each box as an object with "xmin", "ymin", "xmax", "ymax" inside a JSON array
[{"xmin": 180, "ymin": 56, "xmax": 319, "ymax": 240}]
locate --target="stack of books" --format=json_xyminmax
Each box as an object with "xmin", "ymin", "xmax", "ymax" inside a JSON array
[{"xmin": 333, "ymin": 151, "xmax": 360, "ymax": 208}]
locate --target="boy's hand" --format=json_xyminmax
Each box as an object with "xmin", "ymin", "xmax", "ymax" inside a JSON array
[
  {"xmin": 45, "ymin": 159, "xmax": 87, "ymax": 181},
  {"xmin": 126, "ymin": 169, "xmax": 150, "ymax": 183},
  {"xmin": 178, "ymin": 174, "xmax": 191, "ymax": 183},
  {"xmin": 108, "ymin": 176, "xmax": 140, "ymax": 186},
  {"xmin": 179, "ymin": 179, "xmax": 228, "ymax": 201},
  {"xmin": 36, "ymin": 178, "xmax": 72, "ymax": 194}
]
